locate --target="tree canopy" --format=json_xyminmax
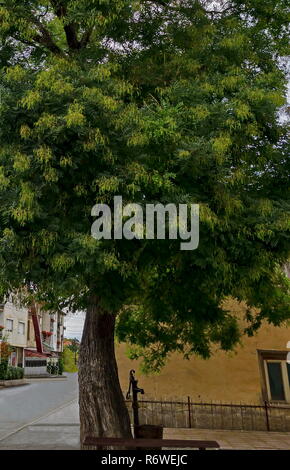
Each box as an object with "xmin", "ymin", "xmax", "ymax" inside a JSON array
[{"xmin": 0, "ymin": 0, "xmax": 289, "ymax": 371}]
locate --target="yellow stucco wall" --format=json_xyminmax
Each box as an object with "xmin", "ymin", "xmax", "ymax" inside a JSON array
[{"xmin": 116, "ymin": 301, "xmax": 290, "ymax": 404}]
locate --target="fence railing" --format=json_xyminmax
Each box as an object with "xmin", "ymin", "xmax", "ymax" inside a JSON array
[{"xmin": 125, "ymin": 397, "xmax": 290, "ymax": 432}]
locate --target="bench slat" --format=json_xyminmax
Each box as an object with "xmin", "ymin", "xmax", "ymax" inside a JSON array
[{"xmin": 83, "ymin": 437, "xmax": 220, "ymax": 449}]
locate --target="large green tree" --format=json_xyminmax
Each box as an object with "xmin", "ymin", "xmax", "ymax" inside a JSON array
[{"xmin": 0, "ymin": 0, "xmax": 289, "ymax": 446}]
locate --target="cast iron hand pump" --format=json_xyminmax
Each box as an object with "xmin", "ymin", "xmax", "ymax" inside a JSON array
[{"xmin": 126, "ymin": 369, "xmax": 144, "ymax": 426}]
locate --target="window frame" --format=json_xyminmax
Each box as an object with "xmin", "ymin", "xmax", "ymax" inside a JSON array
[
  {"xmin": 18, "ymin": 321, "xmax": 25, "ymax": 335},
  {"xmin": 5, "ymin": 318, "xmax": 13, "ymax": 332},
  {"xmin": 264, "ymin": 359, "xmax": 290, "ymax": 403},
  {"xmin": 257, "ymin": 350, "xmax": 290, "ymax": 404}
]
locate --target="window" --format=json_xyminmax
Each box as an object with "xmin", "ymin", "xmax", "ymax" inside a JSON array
[
  {"xmin": 264, "ymin": 359, "xmax": 290, "ymax": 402},
  {"xmin": 258, "ymin": 350, "xmax": 290, "ymax": 403},
  {"xmin": 267, "ymin": 362, "xmax": 285, "ymax": 401},
  {"xmin": 6, "ymin": 319, "xmax": 13, "ymax": 332},
  {"xmin": 18, "ymin": 321, "xmax": 25, "ymax": 335}
]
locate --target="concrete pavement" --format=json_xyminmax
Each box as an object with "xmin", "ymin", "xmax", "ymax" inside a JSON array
[
  {"xmin": 1, "ymin": 374, "xmax": 290, "ymax": 450},
  {"xmin": 1, "ymin": 396, "xmax": 290, "ymax": 449},
  {"xmin": 165, "ymin": 428, "xmax": 290, "ymax": 450},
  {"xmin": 0, "ymin": 397, "xmax": 80, "ymax": 450},
  {"xmin": 0, "ymin": 372, "xmax": 78, "ymax": 442}
]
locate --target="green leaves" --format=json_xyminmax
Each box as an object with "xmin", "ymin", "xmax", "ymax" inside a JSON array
[
  {"xmin": 11, "ymin": 182, "xmax": 41, "ymax": 225},
  {"xmin": 65, "ymin": 102, "xmax": 86, "ymax": 127},
  {"xmin": 0, "ymin": 0, "xmax": 289, "ymax": 369}
]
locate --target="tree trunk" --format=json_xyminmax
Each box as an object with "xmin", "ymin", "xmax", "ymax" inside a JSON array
[{"xmin": 79, "ymin": 295, "xmax": 132, "ymax": 449}]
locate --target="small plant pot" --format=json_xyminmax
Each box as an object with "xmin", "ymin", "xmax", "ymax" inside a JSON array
[{"xmin": 134, "ymin": 424, "xmax": 163, "ymax": 450}]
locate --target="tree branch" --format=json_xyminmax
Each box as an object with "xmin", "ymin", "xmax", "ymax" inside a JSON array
[
  {"xmin": 64, "ymin": 23, "xmax": 81, "ymax": 50},
  {"xmin": 32, "ymin": 32, "xmax": 64, "ymax": 55},
  {"xmin": 50, "ymin": 0, "xmax": 81, "ymax": 50},
  {"xmin": 141, "ymin": 0, "xmax": 179, "ymax": 11},
  {"xmin": 29, "ymin": 15, "xmax": 64, "ymax": 55},
  {"xmin": 141, "ymin": 0, "xmax": 235, "ymax": 15},
  {"xmin": 1, "ymin": 3, "xmax": 64, "ymax": 56},
  {"xmin": 80, "ymin": 28, "xmax": 93, "ymax": 48}
]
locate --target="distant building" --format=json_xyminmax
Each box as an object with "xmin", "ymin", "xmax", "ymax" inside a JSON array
[
  {"xmin": 116, "ymin": 266, "xmax": 290, "ymax": 404},
  {"xmin": 0, "ymin": 301, "xmax": 28, "ymax": 367},
  {"xmin": 0, "ymin": 300, "xmax": 65, "ymax": 375},
  {"xmin": 25, "ymin": 305, "xmax": 65, "ymax": 375},
  {"xmin": 116, "ymin": 304, "xmax": 290, "ymax": 404}
]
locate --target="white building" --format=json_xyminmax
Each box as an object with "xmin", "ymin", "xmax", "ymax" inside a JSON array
[
  {"xmin": 0, "ymin": 300, "xmax": 65, "ymax": 374},
  {"xmin": 0, "ymin": 301, "xmax": 28, "ymax": 367},
  {"xmin": 24, "ymin": 305, "xmax": 65, "ymax": 375}
]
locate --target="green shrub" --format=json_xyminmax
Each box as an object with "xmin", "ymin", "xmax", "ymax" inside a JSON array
[
  {"xmin": 3, "ymin": 366, "xmax": 24, "ymax": 380},
  {"xmin": 0, "ymin": 361, "xmax": 8, "ymax": 380},
  {"xmin": 17, "ymin": 367, "xmax": 24, "ymax": 379},
  {"xmin": 58, "ymin": 357, "xmax": 64, "ymax": 376}
]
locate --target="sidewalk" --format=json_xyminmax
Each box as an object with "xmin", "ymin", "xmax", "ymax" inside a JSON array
[
  {"xmin": 165, "ymin": 428, "xmax": 290, "ymax": 450},
  {"xmin": 1, "ymin": 400, "xmax": 290, "ymax": 450},
  {"xmin": 0, "ymin": 401, "xmax": 80, "ymax": 450}
]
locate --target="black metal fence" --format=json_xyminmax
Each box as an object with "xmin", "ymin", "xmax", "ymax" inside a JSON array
[{"xmin": 125, "ymin": 397, "xmax": 290, "ymax": 432}]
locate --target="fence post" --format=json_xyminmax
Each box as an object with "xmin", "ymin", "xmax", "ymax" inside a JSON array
[
  {"xmin": 264, "ymin": 401, "xmax": 270, "ymax": 431},
  {"xmin": 187, "ymin": 396, "xmax": 192, "ymax": 428}
]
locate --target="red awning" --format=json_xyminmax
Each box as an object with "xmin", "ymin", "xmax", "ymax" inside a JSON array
[{"xmin": 24, "ymin": 349, "xmax": 51, "ymax": 358}]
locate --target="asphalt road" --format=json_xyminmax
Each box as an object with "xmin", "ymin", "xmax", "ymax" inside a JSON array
[{"xmin": 0, "ymin": 373, "xmax": 78, "ymax": 441}]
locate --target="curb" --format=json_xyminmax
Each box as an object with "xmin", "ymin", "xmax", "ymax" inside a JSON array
[{"xmin": 0, "ymin": 379, "xmax": 29, "ymax": 388}]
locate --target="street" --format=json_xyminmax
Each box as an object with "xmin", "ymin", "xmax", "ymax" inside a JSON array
[{"xmin": 0, "ymin": 373, "xmax": 79, "ymax": 448}]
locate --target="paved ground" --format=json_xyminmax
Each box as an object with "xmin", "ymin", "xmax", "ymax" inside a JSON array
[
  {"xmin": 1, "ymin": 395, "xmax": 290, "ymax": 449},
  {"xmin": 0, "ymin": 372, "xmax": 78, "ymax": 443},
  {"xmin": 1, "ymin": 376, "xmax": 290, "ymax": 450},
  {"xmin": 165, "ymin": 428, "xmax": 290, "ymax": 450}
]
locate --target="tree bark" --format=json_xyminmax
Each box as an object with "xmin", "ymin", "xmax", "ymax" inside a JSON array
[{"xmin": 79, "ymin": 295, "xmax": 132, "ymax": 449}]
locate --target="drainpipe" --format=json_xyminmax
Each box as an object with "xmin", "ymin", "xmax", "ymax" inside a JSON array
[{"xmin": 30, "ymin": 303, "xmax": 43, "ymax": 354}]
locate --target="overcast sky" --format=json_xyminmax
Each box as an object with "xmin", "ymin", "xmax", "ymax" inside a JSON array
[{"xmin": 64, "ymin": 311, "xmax": 85, "ymax": 340}]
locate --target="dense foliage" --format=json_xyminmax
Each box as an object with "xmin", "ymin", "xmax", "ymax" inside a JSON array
[
  {"xmin": 0, "ymin": 361, "xmax": 24, "ymax": 380},
  {"xmin": 0, "ymin": 1, "xmax": 289, "ymax": 371}
]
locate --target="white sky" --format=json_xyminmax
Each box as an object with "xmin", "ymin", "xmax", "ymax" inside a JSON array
[{"xmin": 64, "ymin": 311, "xmax": 85, "ymax": 340}]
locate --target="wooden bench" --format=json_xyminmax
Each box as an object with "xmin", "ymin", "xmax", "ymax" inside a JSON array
[{"xmin": 83, "ymin": 436, "xmax": 220, "ymax": 450}]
